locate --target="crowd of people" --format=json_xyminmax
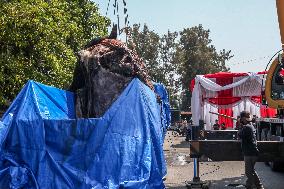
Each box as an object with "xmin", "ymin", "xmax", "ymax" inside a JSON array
[
  {"xmin": 211, "ymin": 114, "xmax": 258, "ymax": 131},
  {"xmin": 212, "ymin": 119, "xmax": 226, "ymax": 130}
]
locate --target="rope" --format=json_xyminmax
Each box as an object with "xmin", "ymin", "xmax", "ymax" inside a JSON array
[
  {"xmin": 229, "ymin": 56, "xmax": 271, "ymax": 66},
  {"xmin": 122, "ymin": 0, "xmax": 129, "ymax": 43},
  {"xmin": 113, "ymin": 0, "xmax": 117, "ymax": 16},
  {"xmin": 105, "ymin": 0, "xmax": 111, "ymax": 16},
  {"xmin": 200, "ymin": 162, "xmax": 221, "ymax": 177},
  {"xmin": 107, "ymin": 0, "xmax": 131, "ymax": 43}
]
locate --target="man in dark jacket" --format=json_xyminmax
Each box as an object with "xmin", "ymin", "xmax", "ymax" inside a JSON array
[{"xmin": 238, "ymin": 111, "xmax": 264, "ymax": 189}]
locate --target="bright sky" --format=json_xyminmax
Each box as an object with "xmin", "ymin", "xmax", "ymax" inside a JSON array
[{"xmin": 95, "ymin": 0, "xmax": 282, "ymax": 73}]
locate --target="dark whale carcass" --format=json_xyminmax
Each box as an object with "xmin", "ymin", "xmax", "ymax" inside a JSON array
[{"xmin": 69, "ymin": 29, "xmax": 154, "ymax": 118}]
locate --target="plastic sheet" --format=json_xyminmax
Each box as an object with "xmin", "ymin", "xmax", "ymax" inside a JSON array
[
  {"xmin": 0, "ymin": 78, "xmax": 170, "ymax": 189},
  {"xmin": 153, "ymin": 83, "xmax": 171, "ymax": 140}
]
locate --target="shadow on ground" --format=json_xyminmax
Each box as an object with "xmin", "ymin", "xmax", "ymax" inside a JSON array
[
  {"xmin": 166, "ymin": 186, "xmax": 186, "ymax": 189},
  {"xmin": 171, "ymin": 141, "xmax": 190, "ymax": 148},
  {"xmin": 166, "ymin": 176, "xmax": 246, "ymax": 189},
  {"xmin": 209, "ymin": 176, "xmax": 246, "ymax": 189}
]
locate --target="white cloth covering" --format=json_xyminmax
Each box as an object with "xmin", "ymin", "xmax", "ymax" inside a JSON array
[{"xmin": 191, "ymin": 73, "xmax": 263, "ymax": 128}]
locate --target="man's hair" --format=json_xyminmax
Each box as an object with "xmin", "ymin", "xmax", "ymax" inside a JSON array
[{"xmin": 240, "ymin": 111, "xmax": 250, "ymax": 118}]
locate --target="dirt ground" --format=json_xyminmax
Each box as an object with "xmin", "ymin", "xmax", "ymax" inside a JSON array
[{"xmin": 164, "ymin": 131, "xmax": 284, "ymax": 189}]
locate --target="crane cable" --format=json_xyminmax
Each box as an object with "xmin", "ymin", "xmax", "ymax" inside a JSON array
[
  {"xmin": 105, "ymin": 0, "xmax": 130, "ymax": 43},
  {"xmin": 105, "ymin": 0, "xmax": 111, "ymax": 16},
  {"xmin": 229, "ymin": 56, "xmax": 272, "ymax": 66}
]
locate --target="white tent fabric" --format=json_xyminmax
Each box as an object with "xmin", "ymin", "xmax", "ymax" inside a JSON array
[
  {"xmin": 191, "ymin": 73, "xmax": 264, "ymax": 129},
  {"xmin": 202, "ymin": 98, "xmax": 261, "ymax": 130}
]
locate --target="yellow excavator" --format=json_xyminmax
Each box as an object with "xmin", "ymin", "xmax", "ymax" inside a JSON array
[
  {"xmin": 265, "ymin": 0, "xmax": 284, "ymax": 109},
  {"xmin": 253, "ymin": 0, "xmax": 284, "ymax": 172}
]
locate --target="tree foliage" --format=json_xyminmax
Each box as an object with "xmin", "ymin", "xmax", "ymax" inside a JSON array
[
  {"xmin": 0, "ymin": 0, "xmax": 110, "ymax": 107},
  {"xmin": 129, "ymin": 24, "xmax": 232, "ymax": 110},
  {"xmin": 129, "ymin": 24, "xmax": 181, "ymax": 107},
  {"xmin": 176, "ymin": 25, "xmax": 232, "ymax": 110},
  {"xmin": 130, "ymin": 24, "xmax": 160, "ymax": 80}
]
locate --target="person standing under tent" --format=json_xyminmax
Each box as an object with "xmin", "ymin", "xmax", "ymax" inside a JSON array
[
  {"xmin": 212, "ymin": 119, "xmax": 220, "ymax": 130},
  {"xmin": 238, "ymin": 111, "xmax": 264, "ymax": 189}
]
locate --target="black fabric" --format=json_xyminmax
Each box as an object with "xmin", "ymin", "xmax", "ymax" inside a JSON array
[{"xmin": 238, "ymin": 124, "xmax": 259, "ymax": 156}]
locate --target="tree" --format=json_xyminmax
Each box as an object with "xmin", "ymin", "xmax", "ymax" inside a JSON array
[
  {"xmin": 0, "ymin": 0, "xmax": 110, "ymax": 107},
  {"xmin": 175, "ymin": 25, "xmax": 232, "ymax": 110},
  {"xmin": 129, "ymin": 24, "xmax": 232, "ymax": 110},
  {"xmin": 129, "ymin": 24, "xmax": 160, "ymax": 80},
  {"xmin": 129, "ymin": 24, "xmax": 181, "ymax": 107},
  {"xmin": 159, "ymin": 31, "xmax": 181, "ymax": 108}
]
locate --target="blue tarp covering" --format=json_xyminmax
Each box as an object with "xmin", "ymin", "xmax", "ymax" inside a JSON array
[
  {"xmin": 153, "ymin": 83, "xmax": 171, "ymax": 140},
  {"xmin": 0, "ymin": 78, "xmax": 170, "ymax": 189}
]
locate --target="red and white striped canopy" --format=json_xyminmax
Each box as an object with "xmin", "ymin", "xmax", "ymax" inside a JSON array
[{"xmin": 190, "ymin": 72, "xmax": 276, "ymax": 129}]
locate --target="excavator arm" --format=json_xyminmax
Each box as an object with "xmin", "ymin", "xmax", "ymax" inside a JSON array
[
  {"xmin": 265, "ymin": 0, "xmax": 284, "ymax": 109},
  {"xmin": 276, "ymin": 0, "xmax": 284, "ymax": 49}
]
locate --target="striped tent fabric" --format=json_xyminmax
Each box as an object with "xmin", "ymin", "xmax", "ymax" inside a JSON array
[{"xmin": 190, "ymin": 72, "xmax": 276, "ymax": 130}]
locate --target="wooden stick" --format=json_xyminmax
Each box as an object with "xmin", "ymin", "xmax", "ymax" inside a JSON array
[{"xmin": 209, "ymin": 111, "xmax": 237, "ymax": 120}]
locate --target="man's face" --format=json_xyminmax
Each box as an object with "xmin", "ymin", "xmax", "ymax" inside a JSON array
[
  {"xmin": 241, "ymin": 117, "xmax": 248, "ymax": 125},
  {"xmin": 241, "ymin": 113, "xmax": 251, "ymax": 124}
]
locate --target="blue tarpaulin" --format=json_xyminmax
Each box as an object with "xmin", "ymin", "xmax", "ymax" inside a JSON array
[{"xmin": 0, "ymin": 78, "xmax": 170, "ymax": 189}]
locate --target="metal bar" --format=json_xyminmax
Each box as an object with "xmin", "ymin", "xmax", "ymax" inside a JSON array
[
  {"xmin": 201, "ymin": 130, "xmax": 238, "ymax": 140},
  {"xmin": 190, "ymin": 140, "xmax": 284, "ymax": 162},
  {"xmin": 276, "ymin": 0, "xmax": 284, "ymax": 49},
  {"xmin": 193, "ymin": 158, "xmax": 198, "ymax": 177},
  {"xmin": 257, "ymin": 117, "xmax": 284, "ymax": 123},
  {"xmin": 196, "ymin": 158, "xmax": 199, "ymax": 177},
  {"xmin": 209, "ymin": 111, "xmax": 237, "ymax": 120}
]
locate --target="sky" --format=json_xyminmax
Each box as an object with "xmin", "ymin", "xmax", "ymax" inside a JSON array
[{"xmin": 95, "ymin": 0, "xmax": 282, "ymax": 73}]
